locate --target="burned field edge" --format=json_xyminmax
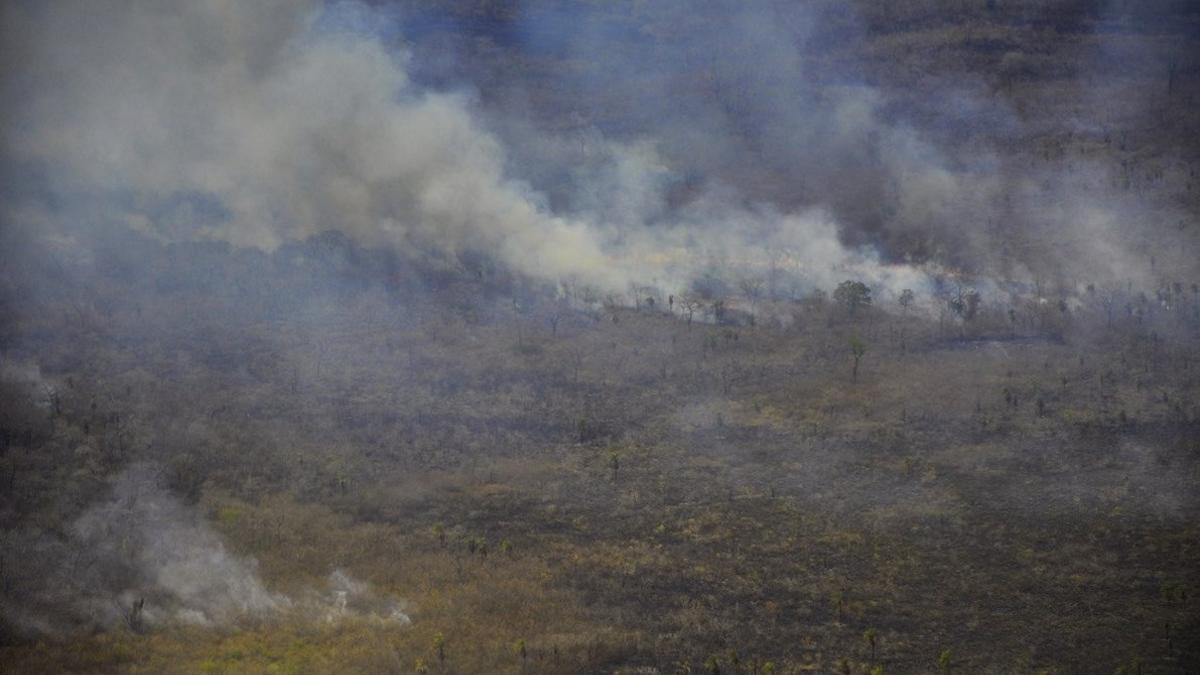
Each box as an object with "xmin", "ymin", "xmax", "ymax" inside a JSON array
[{"xmin": 1, "ymin": 237, "xmax": 1197, "ymax": 672}]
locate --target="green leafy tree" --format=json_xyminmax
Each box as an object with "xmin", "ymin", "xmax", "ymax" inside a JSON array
[{"xmin": 834, "ymin": 280, "xmax": 872, "ymax": 316}]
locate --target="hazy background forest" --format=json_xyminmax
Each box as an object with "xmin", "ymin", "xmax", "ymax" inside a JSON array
[{"xmin": 1, "ymin": 0, "xmax": 1198, "ymax": 672}]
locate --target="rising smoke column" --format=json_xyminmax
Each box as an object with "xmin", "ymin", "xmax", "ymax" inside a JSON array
[
  {"xmin": 0, "ymin": 1, "xmax": 622, "ymax": 287},
  {"xmin": 471, "ymin": 0, "xmax": 1197, "ymax": 293}
]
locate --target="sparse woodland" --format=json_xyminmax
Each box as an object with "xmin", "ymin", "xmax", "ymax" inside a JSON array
[
  {"xmin": 1, "ymin": 223, "xmax": 1197, "ymax": 672},
  {"xmin": 1, "ymin": 0, "xmax": 1199, "ymax": 673}
]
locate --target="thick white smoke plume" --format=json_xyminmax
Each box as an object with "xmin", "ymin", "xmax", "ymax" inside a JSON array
[
  {"xmin": 0, "ymin": 0, "xmax": 937, "ymax": 298},
  {"xmin": 0, "ymin": 1, "xmax": 628, "ymax": 287}
]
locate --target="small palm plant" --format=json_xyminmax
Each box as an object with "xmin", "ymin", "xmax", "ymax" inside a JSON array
[
  {"xmin": 938, "ymin": 648, "xmax": 952, "ymax": 672},
  {"xmin": 863, "ymin": 627, "xmax": 878, "ymax": 661},
  {"xmin": 849, "ymin": 336, "xmax": 867, "ymax": 382},
  {"xmin": 434, "ymin": 632, "xmax": 446, "ymax": 665}
]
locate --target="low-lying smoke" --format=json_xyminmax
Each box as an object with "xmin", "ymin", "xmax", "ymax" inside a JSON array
[
  {"xmin": 0, "ymin": 462, "xmax": 412, "ymax": 638},
  {"xmin": 2, "ymin": 464, "xmax": 281, "ymax": 636}
]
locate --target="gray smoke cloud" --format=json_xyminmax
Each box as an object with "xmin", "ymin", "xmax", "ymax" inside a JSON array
[
  {"xmin": 1, "ymin": 463, "xmax": 281, "ymax": 636},
  {"xmin": 469, "ymin": 0, "xmax": 1196, "ymax": 293},
  {"xmin": 0, "ymin": 0, "xmax": 946, "ymax": 300},
  {"xmin": 0, "ymin": 461, "xmax": 411, "ymax": 637},
  {"xmin": 0, "ymin": 1, "xmax": 625, "ymax": 287},
  {"xmin": 1, "ymin": 1, "xmax": 1194, "ymax": 305}
]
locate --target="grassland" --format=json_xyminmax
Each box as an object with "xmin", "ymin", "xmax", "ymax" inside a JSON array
[
  {"xmin": 2, "ymin": 1, "xmax": 1199, "ymax": 673},
  {"xmin": 2, "ymin": 249, "xmax": 1197, "ymax": 672}
]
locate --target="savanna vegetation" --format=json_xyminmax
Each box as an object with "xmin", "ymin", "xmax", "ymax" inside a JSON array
[
  {"xmin": 2, "ymin": 0, "xmax": 1199, "ymax": 673},
  {"xmin": 2, "ymin": 220, "xmax": 1197, "ymax": 673}
]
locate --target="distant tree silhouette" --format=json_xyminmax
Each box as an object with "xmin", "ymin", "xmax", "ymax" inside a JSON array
[{"xmin": 834, "ymin": 280, "xmax": 872, "ymax": 316}]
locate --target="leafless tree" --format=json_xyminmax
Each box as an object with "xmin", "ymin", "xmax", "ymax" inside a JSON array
[
  {"xmin": 739, "ymin": 276, "xmax": 765, "ymax": 315},
  {"xmin": 677, "ymin": 293, "xmax": 704, "ymax": 329}
]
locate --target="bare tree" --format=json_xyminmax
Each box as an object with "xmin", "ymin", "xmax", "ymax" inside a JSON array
[
  {"xmin": 544, "ymin": 297, "xmax": 571, "ymax": 337},
  {"xmin": 948, "ymin": 287, "xmax": 982, "ymax": 338},
  {"xmin": 738, "ymin": 276, "xmax": 765, "ymax": 315},
  {"xmin": 578, "ymin": 284, "xmax": 601, "ymax": 309},
  {"xmin": 677, "ymin": 293, "xmax": 704, "ymax": 329},
  {"xmin": 121, "ymin": 597, "xmax": 145, "ymax": 633}
]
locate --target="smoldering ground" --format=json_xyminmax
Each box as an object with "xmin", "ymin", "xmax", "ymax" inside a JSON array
[
  {"xmin": 0, "ymin": 461, "xmax": 409, "ymax": 637},
  {"xmin": 1, "ymin": 463, "xmax": 282, "ymax": 635}
]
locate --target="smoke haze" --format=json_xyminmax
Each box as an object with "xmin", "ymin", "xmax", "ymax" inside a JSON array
[
  {"xmin": 1, "ymin": 464, "xmax": 280, "ymax": 635},
  {"xmin": 2, "ymin": 1, "xmax": 623, "ymax": 287},
  {"xmin": 3, "ymin": 1, "xmax": 1196, "ymax": 302},
  {"xmin": 0, "ymin": 3, "xmax": 1197, "ymax": 668}
]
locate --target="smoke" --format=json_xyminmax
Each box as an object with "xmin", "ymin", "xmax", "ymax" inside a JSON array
[
  {"xmin": 1, "ymin": 463, "xmax": 282, "ymax": 636},
  {"xmin": 0, "ymin": 1, "xmax": 625, "ymax": 287},
  {"xmin": 0, "ymin": 0, "xmax": 948, "ymax": 301},
  {"xmin": 1, "ymin": 1, "xmax": 1194, "ymax": 305},
  {"xmin": 472, "ymin": 0, "xmax": 1196, "ymax": 292},
  {"xmin": 321, "ymin": 569, "xmax": 412, "ymax": 626},
  {"xmin": 0, "ymin": 462, "xmax": 413, "ymax": 637}
]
